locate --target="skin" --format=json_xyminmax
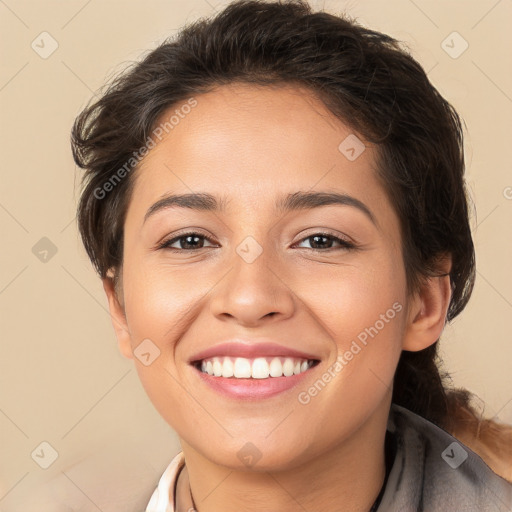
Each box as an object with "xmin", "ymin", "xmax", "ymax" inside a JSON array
[{"xmin": 103, "ymin": 82, "xmax": 452, "ymax": 512}]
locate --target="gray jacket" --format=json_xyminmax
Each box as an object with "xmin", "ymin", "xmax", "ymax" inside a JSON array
[{"xmin": 376, "ymin": 404, "xmax": 512, "ymax": 511}]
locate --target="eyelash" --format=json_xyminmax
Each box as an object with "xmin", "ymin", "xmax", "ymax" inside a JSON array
[{"xmin": 156, "ymin": 231, "xmax": 356, "ymax": 252}]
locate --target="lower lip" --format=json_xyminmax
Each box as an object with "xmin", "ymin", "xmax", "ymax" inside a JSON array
[{"xmin": 192, "ymin": 364, "xmax": 318, "ymax": 400}]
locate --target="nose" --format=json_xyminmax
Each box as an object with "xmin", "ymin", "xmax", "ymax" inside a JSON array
[{"xmin": 209, "ymin": 240, "xmax": 296, "ymax": 326}]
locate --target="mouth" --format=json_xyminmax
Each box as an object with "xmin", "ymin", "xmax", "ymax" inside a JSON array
[
  {"xmin": 190, "ymin": 356, "xmax": 321, "ymax": 400},
  {"xmin": 192, "ymin": 356, "xmax": 321, "ymax": 379}
]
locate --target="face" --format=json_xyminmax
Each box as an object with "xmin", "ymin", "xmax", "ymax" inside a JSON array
[{"xmin": 109, "ymin": 83, "xmax": 416, "ymax": 471}]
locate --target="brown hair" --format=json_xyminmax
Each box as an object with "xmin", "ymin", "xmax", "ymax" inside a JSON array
[{"xmin": 71, "ymin": 0, "xmax": 498, "ymax": 444}]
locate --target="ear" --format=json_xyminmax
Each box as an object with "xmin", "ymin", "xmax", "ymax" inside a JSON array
[
  {"xmin": 102, "ymin": 276, "xmax": 133, "ymax": 360},
  {"xmin": 402, "ymin": 254, "xmax": 452, "ymax": 352}
]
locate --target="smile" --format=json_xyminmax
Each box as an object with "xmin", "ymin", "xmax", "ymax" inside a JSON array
[
  {"xmin": 195, "ymin": 356, "xmax": 319, "ymax": 379},
  {"xmin": 191, "ymin": 356, "xmax": 321, "ymax": 400}
]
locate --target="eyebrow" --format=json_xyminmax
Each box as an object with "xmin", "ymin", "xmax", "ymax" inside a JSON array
[{"xmin": 143, "ymin": 191, "xmax": 376, "ymax": 226}]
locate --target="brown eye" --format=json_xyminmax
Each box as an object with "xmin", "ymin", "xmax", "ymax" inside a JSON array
[
  {"xmin": 158, "ymin": 232, "xmax": 216, "ymax": 251},
  {"xmin": 294, "ymin": 232, "xmax": 355, "ymax": 251}
]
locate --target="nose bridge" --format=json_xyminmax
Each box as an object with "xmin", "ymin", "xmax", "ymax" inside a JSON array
[{"xmin": 209, "ymin": 232, "xmax": 295, "ymax": 324}]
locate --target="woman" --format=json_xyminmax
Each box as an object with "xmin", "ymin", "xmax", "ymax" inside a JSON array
[{"xmin": 70, "ymin": 0, "xmax": 512, "ymax": 510}]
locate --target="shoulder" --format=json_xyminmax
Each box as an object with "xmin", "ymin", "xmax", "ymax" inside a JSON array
[{"xmin": 378, "ymin": 404, "xmax": 512, "ymax": 511}]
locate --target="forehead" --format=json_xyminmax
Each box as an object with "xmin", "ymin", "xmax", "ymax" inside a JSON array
[
  {"xmin": 148, "ymin": 82, "xmax": 363, "ymax": 171},
  {"xmin": 126, "ymin": 82, "xmax": 392, "ymax": 226}
]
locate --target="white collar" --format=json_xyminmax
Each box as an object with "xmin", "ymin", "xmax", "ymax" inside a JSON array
[{"xmin": 145, "ymin": 451, "xmax": 185, "ymax": 512}]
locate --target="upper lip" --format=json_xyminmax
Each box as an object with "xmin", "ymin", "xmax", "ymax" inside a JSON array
[{"xmin": 188, "ymin": 339, "xmax": 321, "ymax": 363}]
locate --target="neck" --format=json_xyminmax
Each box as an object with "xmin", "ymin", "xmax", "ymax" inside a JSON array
[{"xmin": 176, "ymin": 403, "xmax": 390, "ymax": 512}]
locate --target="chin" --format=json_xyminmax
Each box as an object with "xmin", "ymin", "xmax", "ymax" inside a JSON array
[{"xmin": 201, "ymin": 437, "xmax": 313, "ymax": 473}]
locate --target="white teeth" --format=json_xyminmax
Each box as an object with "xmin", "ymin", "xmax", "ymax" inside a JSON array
[
  {"xmin": 233, "ymin": 357, "xmax": 251, "ymax": 378},
  {"xmin": 251, "ymin": 357, "xmax": 270, "ymax": 379},
  {"xmin": 222, "ymin": 357, "xmax": 234, "ymax": 378},
  {"xmin": 269, "ymin": 357, "xmax": 283, "ymax": 377},
  {"xmin": 283, "ymin": 358, "xmax": 295, "ymax": 377},
  {"xmin": 197, "ymin": 356, "xmax": 316, "ymax": 379},
  {"xmin": 212, "ymin": 357, "xmax": 223, "ymax": 377}
]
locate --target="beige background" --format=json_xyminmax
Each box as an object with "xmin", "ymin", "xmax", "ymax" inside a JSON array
[{"xmin": 0, "ymin": 0, "xmax": 511, "ymax": 510}]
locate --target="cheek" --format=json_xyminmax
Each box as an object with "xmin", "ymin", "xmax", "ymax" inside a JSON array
[
  {"xmin": 310, "ymin": 254, "xmax": 406, "ymax": 341},
  {"xmin": 121, "ymin": 261, "xmax": 208, "ymax": 426},
  {"xmin": 306, "ymin": 255, "xmax": 406, "ymax": 399},
  {"xmin": 123, "ymin": 264, "xmax": 201, "ymax": 348}
]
